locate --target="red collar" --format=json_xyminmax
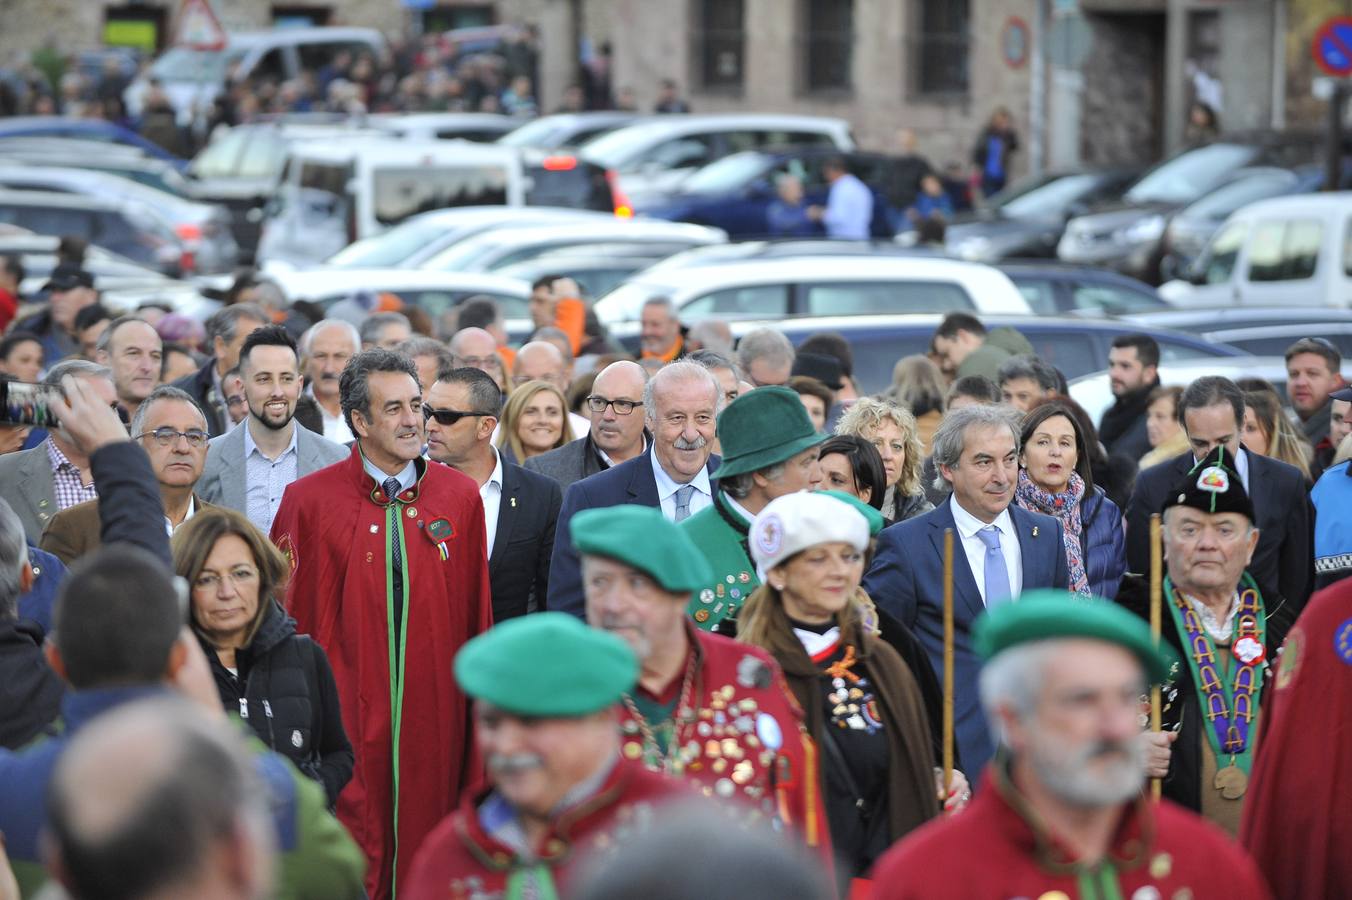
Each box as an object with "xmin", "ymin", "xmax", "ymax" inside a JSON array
[{"xmin": 342, "ymin": 444, "xmax": 427, "ymax": 506}]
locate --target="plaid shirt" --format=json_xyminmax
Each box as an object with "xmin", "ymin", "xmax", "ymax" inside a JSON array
[{"xmin": 46, "ymin": 440, "xmax": 97, "ymax": 510}]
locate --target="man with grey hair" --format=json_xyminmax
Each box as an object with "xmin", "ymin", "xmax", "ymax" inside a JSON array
[
  {"xmin": 95, "ymin": 316, "xmax": 162, "ymax": 423},
  {"xmin": 736, "ymin": 327, "xmax": 795, "ymax": 388},
  {"xmin": 360, "ymin": 311, "xmax": 412, "ymax": 350},
  {"xmin": 996, "ymin": 354, "xmax": 1061, "ymax": 413},
  {"xmin": 170, "ymin": 303, "xmax": 268, "ymax": 437},
  {"xmin": 526, "ymin": 360, "xmax": 649, "ymax": 489},
  {"xmin": 639, "ymin": 296, "xmax": 685, "ymax": 363},
  {"xmin": 871, "ymin": 591, "xmax": 1267, "ymax": 898},
  {"xmin": 397, "ymin": 335, "xmax": 454, "ymax": 393},
  {"xmin": 0, "ymin": 359, "xmax": 116, "ymax": 542},
  {"xmin": 0, "ymin": 497, "xmax": 62, "ymax": 749},
  {"xmin": 686, "ymin": 319, "xmax": 734, "ymax": 356},
  {"xmin": 863, "ymin": 403, "xmax": 1068, "ymax": 776},
  {"xmin": 546, "ymin": 360, "xmax": 723, "ymax": 618},
  {"xmin": 300, "ymin": 318, "xmax": 362, "ymax": 444}
]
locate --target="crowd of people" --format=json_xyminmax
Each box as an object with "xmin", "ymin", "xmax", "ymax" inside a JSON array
[{"xmin": 0, "ymin": 249, "xmax": 1349, "ymax": 900}]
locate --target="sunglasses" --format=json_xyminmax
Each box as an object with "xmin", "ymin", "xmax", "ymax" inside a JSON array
[{"xmin": 423, "ymin": 405, "xmax": 494, "ymax": 426}]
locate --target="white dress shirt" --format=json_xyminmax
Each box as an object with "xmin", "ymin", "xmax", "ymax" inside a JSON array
[
  {"xmin": 481, "ymin": 447, "xmax": 504, "ymax": 559},
  {"xmin": 949, "ymin": 496, "xmax": 1022, "ymax": 606},
  {"xmin": 308, "ymin": 385, "xmax": 354, "ymax": 445},
  {"xmin": 165, "ymin": 495, "xmax": 196, "ymax": 537},
  {"xmin": 651, "ymin": 451, "xmax": 712, "ymax": 521},
  {"xmin": 362, "ymin": 456, "xmax": 416, "ymax": 496}
]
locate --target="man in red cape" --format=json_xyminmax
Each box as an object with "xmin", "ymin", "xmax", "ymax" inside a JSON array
[
  {"xmin": 1241, "ymin": 577, "xmax": 1352, "ymax": 898},
  {"xmin": 272, "ymin": 348, "xmax": 492, "ymax": 899}
]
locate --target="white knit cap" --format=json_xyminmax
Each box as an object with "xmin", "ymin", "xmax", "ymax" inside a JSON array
[{"xmin": 748, "ymin": 492, "xmax": 871, "ymax": 581}]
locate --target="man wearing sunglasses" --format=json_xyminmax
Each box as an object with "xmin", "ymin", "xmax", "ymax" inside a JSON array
[
  {"xmin": 425, "ymin": 367, "xmax": 562, "ymax": 623},
  {"xmin": 40, "ymin": 385, "xmax": 215, "ymax": 566}
]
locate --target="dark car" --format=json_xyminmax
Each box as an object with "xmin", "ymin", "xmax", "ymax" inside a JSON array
[
  {"xmin": 1124, "ymin": 307, "xmax": 1352, "ymax": 359},
  {"xmin": 637, "ymin": 148, "xmax": 897, "ymax": 239},
  {"xmin": 997, "ymin": 262, "xmax": 1169, "ymax": 317},
  {"xmin": 0, "ymin": 116, "xmax": 187, "ymax": 168},
  {"xmin": 944, "ymin": 168, "xmax": 1139, "ymax": 263},
  {"xmin": 0, "ymin": 189, "xmax": 185, "ymax": 275}
]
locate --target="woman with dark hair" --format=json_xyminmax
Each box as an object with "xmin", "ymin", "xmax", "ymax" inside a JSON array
[
  {"xmin": 817, "ymin": 434, "xmax": 889, "ymax": 514},
  {"xmin": 1015, "ymin": 402, "xmax": 1126, "ymax": 599}
]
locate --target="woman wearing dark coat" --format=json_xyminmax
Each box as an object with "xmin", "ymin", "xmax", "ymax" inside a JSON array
[
  {"xmin": 1015, "ymin": 402, "xmax": 1127, "ymax": 599},
  {"xmin": 173, "ymin": 507, "xmax": 353, "ymax": 807}
]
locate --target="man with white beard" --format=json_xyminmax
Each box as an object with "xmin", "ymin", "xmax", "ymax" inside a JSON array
[{"xmin": 871, "ymin": 591, "xmax": 1270, "ymax": 899}]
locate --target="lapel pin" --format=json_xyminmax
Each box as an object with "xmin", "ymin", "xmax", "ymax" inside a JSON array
[
  {"xmin": 1032, "ymin": 526, "xmax": 1039, "ymax": 537},
  {"xmin": 511, "ymin": 497, "xmax": 517, "ymax": 508}
]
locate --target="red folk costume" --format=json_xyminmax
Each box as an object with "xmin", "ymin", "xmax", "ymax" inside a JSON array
[
  {"xmin": 871, "ymin": 762, "xmax": 1272, "ymax": 900},
  {"xmin": 1241, "ymin": 578, "xmax": 1352, "ymax": 899},
  {"xmin": 402, "ymin": 759, "xmax": 688, "ymax": 900},
  {"xmin": 616, "ymin": 623, "xmax": 830, "ymax": 856},
  {"xmin": 271, "ymin": 448, "xmax": 493, "ymax": 900}
]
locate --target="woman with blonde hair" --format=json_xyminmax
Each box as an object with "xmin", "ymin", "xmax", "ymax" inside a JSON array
[
  {"xmin": 835, "ymin": 397, "xmax": 932, "ymax": 522},
  {"xmin": 1242, "ymin": 389, "xmax": 1313, "ymax": 482},
  {"xmin": 886, "ymin": 355, "xmax": 946, "ymax": 456},
  {"xmin": 1138, "ymin": 385, "xmax": 1188, "ymax": 469},
  {"xmin": 496, "ymin": 379, "xmax": 574, "ymax": 464}
]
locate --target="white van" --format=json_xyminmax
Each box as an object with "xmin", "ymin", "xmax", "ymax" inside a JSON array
[
  {"xmin": 1159, "ymin": 192, "xmax": 1352, "ymax": 308},
  {"xmin": 255, "ymin": 138, "xmax": 527, "ymax": 266}
]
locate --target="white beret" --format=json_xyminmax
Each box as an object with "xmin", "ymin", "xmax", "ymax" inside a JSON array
[{"xmin": 748, "ymin": 492, "xmax": 871, "ymax": 580}]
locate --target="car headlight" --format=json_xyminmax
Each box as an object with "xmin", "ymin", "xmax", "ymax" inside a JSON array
[{"xmin": 1115, "ymin": 214, "xmax": 1165, "ymax": 246}]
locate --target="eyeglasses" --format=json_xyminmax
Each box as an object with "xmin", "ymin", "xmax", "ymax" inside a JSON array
[
  {"xmin": 423, "ymin": 405, "xmax": 494, "ymax": 426},
  {"xmin": 586, "ymin": 395, "xmax": 639, "ymax": 415},
  {"xmin": 136, "ymin": 427, "xmax": 209, "ymax": 448},
  {"xmin": 193, "ymin": 565, "xmax": 259, "ymax": 592},
  {"xmin": 454, "ymin": 354, "xmax": 502, "ymax": 370}
]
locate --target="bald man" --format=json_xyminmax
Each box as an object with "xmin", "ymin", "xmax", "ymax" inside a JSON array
[
  {"xmin": 525, "ymin": 360, "xmax": 649, "ymax": 490},
  {"xmin": 507, "ymin": 341, "xmax": 590, "ymax": 439},
  {"xmin": 449, "ymin": 327, "xmax": 506, "ymax": 390}
]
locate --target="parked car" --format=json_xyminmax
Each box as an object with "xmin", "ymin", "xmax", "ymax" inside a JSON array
[
  {"xmin": 499, "ymin": 111, "xmax": 643, "ymax": 150},
  {"xmin": 367, "ymin": 112, "xmax": 520, "ymax": 143},
  {"xmin": 1070, "ymin": 356, "xmax": 1288, "ymax": 425},
  {"xmin": 595, "ymin": 256, "xmax": 1031, "ymax": 334},
  {"xmin": 496, "ymin": 253, "xmax": 664, "ymax": 301},
  {"xmin": 1125, "ymin": 306, "xmax": 1352, "ymax": 358},
  {"xmin": 996, "ymin": 263, "xmax": 1169, "ymax": 317},
  {"xmin": 419, "ymin": 220, "xmax": 727, "ymax": 274},
  {"xmin": 0, "ymin": 189, "xmax": 186, "ymax": 275},
  {"xmin": 0, "ymin": 138, "xmax": 193, "ymax": 197},
  {"xmin": 0, "ymin": 165, "xmax": 237, "ymax": 274},
  {"xmin": 638, "ymin": 239, "xmax": 930, "ymax": 275},
  {"xmin": 1158, "ymin": 193, "xmax": 1352, "ymax": 308},
  {"xmin": 256, "ymin": 138, "xmax": 527, "ymax": 266},
  {"xmin": 1057, "ymin": 134, "xmax": 1321, "ymax": 282},
  {"xmin": 125, "ymin": 27, "xmax": 387, "ymax": 122},
  {"xmin": 0, "ymin": 117, "xmax": 187, "ymax": 167},
  {"xmin": 636, "ymin": 148, "xmax": 898, "ymax": 238},
  {"xmin": 579, "ymin": 114, "xmax": 854, "ymax": 207},
  {"xmin": 945, "ymin": 168, "xmax": 1139, "ymax": 262}
]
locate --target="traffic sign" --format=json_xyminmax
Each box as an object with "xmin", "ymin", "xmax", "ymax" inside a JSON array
[
  {"xmin": 174, "ymin": 0, "xmax": 226, "ymax": 51},
  {"xmin": 1313, "ymin": 17, "xmax": 1352, "ymax": 77},
  {"xmin": 1002, "ymin": 17, "xmax": 1029, "ymax": 69}
]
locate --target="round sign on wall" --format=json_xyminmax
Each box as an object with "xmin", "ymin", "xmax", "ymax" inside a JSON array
[{"xmin": 1003, "ymin": 16, "xmax": 1030, "ymax": 69}]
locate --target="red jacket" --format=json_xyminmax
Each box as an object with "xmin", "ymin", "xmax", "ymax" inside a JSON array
[
  {"xmin": 271, "ymin": 448, "xmax": 493, "ymax": 900},
  {"xmin": 617, "ymin": 625, "xmax": 831, "ymax": 859},
  {"xmin": 402, "ymin": 758, "xmax": 687, "ymax": 899},
  {"xmin": 872, "ymin": 761, "xmax": 1271, "ymax": 899}
]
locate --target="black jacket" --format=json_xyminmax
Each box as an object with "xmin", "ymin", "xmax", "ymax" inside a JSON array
[
  {"xmin": 0, "ymin": 617, "xmax": 62, "ymax": 749},
  {"xmin": 201, "ymin": 600, "xmax": 354, "ymax": 807},
  {"xmin": 1099, "ymin": 383, "xmax": 1157, "ymax": 463},
  {"xmin": 488, "ymin": 462, "xmax": 562, "ymax": 621},
  {"xmin": 171, "ymin": 358, "xmax": 226, "ymax": 437}
]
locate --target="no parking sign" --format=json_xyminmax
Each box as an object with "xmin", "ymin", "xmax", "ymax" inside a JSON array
[{"xmin": 1313, "ymin": 17, "xmax": 1352, "ymax": 77}]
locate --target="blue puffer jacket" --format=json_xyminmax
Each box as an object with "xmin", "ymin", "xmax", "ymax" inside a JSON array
[{"xmin": 1080, "ymin": 486, "xmax": 1126, "ymax": 599}]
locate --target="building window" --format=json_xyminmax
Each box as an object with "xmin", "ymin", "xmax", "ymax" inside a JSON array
[
  {"xmin": 803, "ymin": 0, "xmax": 853, "ymax": 93},
  {"xmin": 912, "ymin": 0, "xmax": 969, "ymax": 97},
  {"xmin": 693, "ymin": 0, "xmax": 745, "ymax": 91}
]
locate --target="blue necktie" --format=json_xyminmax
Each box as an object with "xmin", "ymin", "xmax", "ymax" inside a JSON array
[
  {"xmin": 382, "ymin": 477, "xmax": 401, "ymax": 502},
  {"xmin": 976, "ymin": 526, "xmax": 1012, "ymax": 607},
  {"xmin": 673, "ymin": 484, "xmax": 695, "ymax": 522}
]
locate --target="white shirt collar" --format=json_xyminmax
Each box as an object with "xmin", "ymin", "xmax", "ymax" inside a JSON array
[
  {"xmin": 485, "ymin": 445, "xmax": 504, "ymax": 491},
  {"xmin": 598, "ymin": 434, "xmax": 647, "ymax": 468},
  {"xmin": 949, "ymin": 494, "xmax": 1014, "ymax": 540},
  {"xmin": 165, "ymin": 495, "xmax": 196, "ymax": 536},
  {"xmin": 723, "ymin": 494, "xmax": 756, "ymax": 525},
  {"xmin": 793, "ymin": 626, "xmax": 841, "ymax": 659},
  {"xmin": 243, "ymin": 419, "xmax": 298, "ymax": 462},
  {"xmin": 362, "ymin": 454, "xmax": 416, "ymax": 494},
  {"xmin": 650, "ymin": 448, "xmax": 712, "ymax": 501}
]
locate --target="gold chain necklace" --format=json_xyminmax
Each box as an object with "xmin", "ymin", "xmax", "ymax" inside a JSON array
[{"xmin": 621, "ymin": 650, "xmax": 699, "ymax": 773}]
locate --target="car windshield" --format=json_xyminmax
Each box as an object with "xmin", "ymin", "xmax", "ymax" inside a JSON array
[
  {"xmin": 996, "ymin": 174, "xmax": 1103, "ymax": 219},
  {"xmin": 498, "ymin": 118, "xmax": 565, "ymax": 148},
  {"xmin": 578, "ymin": 126, "xmax": 665, "ymax": 169},
  {"xmin": 1124, "ymin": 144, "xmax": 1257, "ymax": 205},
  {"xmin": 1182, "ymin": 173, "xmax": 1296, "ymax": 220},
  {"xmin": 150, "ymin": 46, "xmax": 247, "ymax": 84},
  {"xmin": 680, "ymin": 153, "xmax": 773, "ymax": 195},
  {"xmin": 327, "ymin": 215, "xmax": 458, "ymax": 268}
]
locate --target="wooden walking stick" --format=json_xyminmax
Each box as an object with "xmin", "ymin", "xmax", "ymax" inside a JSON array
[
  {"xmin": 942, "ymin": 527, "xmax": 955, "ymax": 796},
  {"xmin": 1149, "ymin": 514, "xmax": 1163, "ymax": 800}
]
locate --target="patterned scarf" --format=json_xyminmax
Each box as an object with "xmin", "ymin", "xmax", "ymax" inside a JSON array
[{"xmin": 1015, "ymin": 468, "xmax": 1091, "ymax": 596}]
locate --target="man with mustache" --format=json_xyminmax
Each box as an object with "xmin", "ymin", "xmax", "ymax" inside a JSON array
[
  {"xmin": 271, "ymin": 348, "xmax": 493, "ymax": 900},
  {"xmin": 547, "ymin": 361, "xmax": 722, "ymax": 618},
  {"xmin": 872, "ymin": 591, "xmax": 1269, "ymax": 899},
  {"xmin": 403, "ymin": 613, "xmax": 689, "ymax": 899},
  {"xmin": 300, "ymin": 319, "xmax": 361, "ymax": 445}
]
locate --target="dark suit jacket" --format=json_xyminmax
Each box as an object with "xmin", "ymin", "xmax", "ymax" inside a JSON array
[
  {"xmin": 546, "ymin": 447, "xmax": 720, "ymax": 618},
  {"xmin": 488, "ymin": 462, "xmax": 562, "ymax": 622},
  {"xmin": 861, "ymin": 499, "xmax": 1069, "ymax": 779},
  {"xmin": 171, "ymin": 359, "xmax": 226, "ymax": 437},
  {"xmin": 1124, "ymin": 448, "xmax": 1314, "ymax": 609},
  {"xmin": 40, "ymin": 495, "xmax": 215, "ymax": 566}
]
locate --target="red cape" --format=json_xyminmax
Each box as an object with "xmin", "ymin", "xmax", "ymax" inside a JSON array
[
  {"xmin": 272, "ymin": 448, "xmax": 493, "ymax": 899},
  {"xmin": 1241, "ymin": 578, "xmax": 1352, "ymax": 899}
]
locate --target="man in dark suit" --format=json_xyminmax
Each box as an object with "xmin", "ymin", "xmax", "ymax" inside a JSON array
[
  {"xmin": 547, "ymin": 360, "xmax": 723, "ymax": 618},
  {"xmin": 1124, "ymin": 375, "xmax": 1314, "ymax": 609},
  {"xmin": 863, "ymin": 404, "xmax": 1069, "ymax": 778},
  {"xmin": 170, "ymin": 304, "xmax": 268, "ymax": 437},
  {"xmin": 425, "ymin": 367, "xmax": 561, "ymax": 621},
  {"xmin": 524, "ymin": 360, "xmax": 648, "ymax": 490}
]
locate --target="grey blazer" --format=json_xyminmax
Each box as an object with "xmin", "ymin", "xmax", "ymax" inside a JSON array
[
  {"xmin": 0, "ymin": 441, "xmax": 58, "ymax": 543},
  {"xmin": 523, "ymin": 435, "xmax": 610, "ymax": 490},
  {"xmin": 197, "ymin": 422, "xmax": 349, "ymax": 526}
]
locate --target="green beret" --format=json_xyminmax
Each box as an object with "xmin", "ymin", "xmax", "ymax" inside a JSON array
[
  {"xmin": 711, "ymin": 387, "xmax": 826, "ymax": 480},
  {"xmin": 974, "ymin": 589, "xmax": 1177, "ymax": 683},
  {"xmin": 1162, "ymin": 445, "xmax": 1253, "ymax": 521},
  {"xmin": 819, "ymin": 490, "xmax": 885, "ymax": 537},
  {"xmin": 455, "ymin": 613, "xmax": 637, "ymax": 717},
  {"xmin": 572, "ymin": 505, "xmax": 714, "ymax": 593}
]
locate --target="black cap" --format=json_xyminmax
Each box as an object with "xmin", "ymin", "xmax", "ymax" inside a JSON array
[
  {"xmin": 790, "ymin": 352, "xmax": 844, "ymax": 391},
  {"xmin": 43, "ymin": 263, "xmax": 94, "ymax": 293},
  {"xmin": 1330, "ymin": 385, "xmax": 1352, "ymax": 403},
  {"xmin": 1162, "ymin": 445, "xmax": 1254, "ymax": 521}
]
